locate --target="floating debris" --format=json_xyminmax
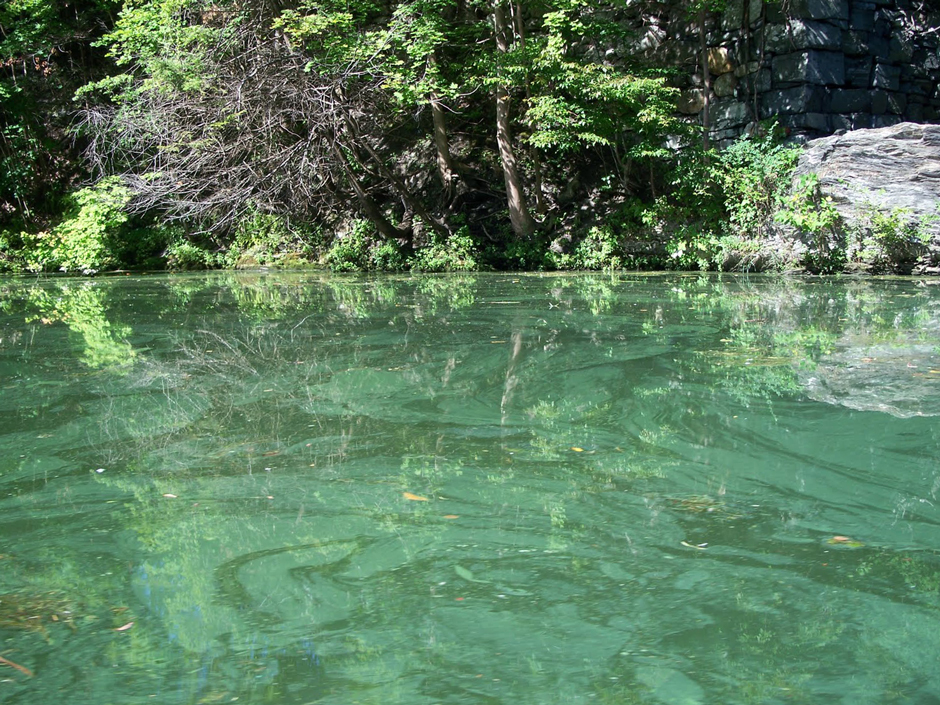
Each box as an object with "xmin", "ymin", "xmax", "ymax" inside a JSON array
[
  {"xmin": 827, "ymin": 535, "xmax": 865, "ymax": 548},
  {"xmin": 0, "ymin": 591, "xmax": 76, "ymax": 636},
  {"xmin": 680, "ymin": 541, "xmax": 708, "ymax": 550},
  {"xmin": 0, "ymin": 655, "xmax": 33, "ymax": 677},
  {"xmin": 667, "ymin": 495, "xmax": 745, "ymax": 521}
]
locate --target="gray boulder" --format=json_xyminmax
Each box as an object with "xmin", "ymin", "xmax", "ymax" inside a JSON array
[{"xmin": 792, "ymin": 122, "xmax": 940, "ymax": 239}]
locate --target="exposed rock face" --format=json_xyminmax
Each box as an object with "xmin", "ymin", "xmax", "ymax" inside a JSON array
[{"xmin": 792, "ymin": 123, "xmax": 940, "ymax": 241}]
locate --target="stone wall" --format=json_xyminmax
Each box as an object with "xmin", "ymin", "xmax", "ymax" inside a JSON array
[{"xmin": 634, "ymin": 0, "xmax": 940, "ymax": 142}]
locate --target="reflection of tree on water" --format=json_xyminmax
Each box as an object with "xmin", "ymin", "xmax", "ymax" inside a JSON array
[
  {"xmin": 6, "ymin": 273, "xmax": 940, "ymax": 703},
  {"xmin": 71, "ymin": 276, "xmax": 498, "ymax": 701},
  {"xmin": 13, "ymin": 280, "xmax": 137, "ymax": 369}
]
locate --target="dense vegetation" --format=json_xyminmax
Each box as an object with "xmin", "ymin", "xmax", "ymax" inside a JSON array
[{"xmin": 0, "ymin": 0, "xmax": 914, "ymax": 274}]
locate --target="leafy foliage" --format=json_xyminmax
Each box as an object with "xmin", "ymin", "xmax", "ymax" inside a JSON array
[
  {"xmin": 412, "ymin": 228, "xmax": 479, "ymax": 272},
  {"xmin": 1, "ymin": 0, "xmax": 927, "ymax": 276},
  {"xmin": 225, "ymin": 210, "xmax": 319, "ymax": 268},
  {"xmin": 775, "ymin": 173, "xmax": 845, "ymax": 273},
  {"xmin": 848, "ymin": 205, "xmax": 933, "ymax": 274},
  {"xmin": 717, "ymin": 129, "xmax": 802, "ymax": 236},
  {"xmin": 0, "ymin": 0, "xmax": 119, "ymax": 221}
]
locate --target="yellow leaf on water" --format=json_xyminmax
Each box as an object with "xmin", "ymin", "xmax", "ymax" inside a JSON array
[{"xmin": 404, "ymin": 492, "xmax": 429, "ymax": 501}]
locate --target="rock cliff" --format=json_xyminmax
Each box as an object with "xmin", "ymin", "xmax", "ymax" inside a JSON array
[{"xmin": 792, "ymin": 122, "xmax": 940, "ymax": 271}]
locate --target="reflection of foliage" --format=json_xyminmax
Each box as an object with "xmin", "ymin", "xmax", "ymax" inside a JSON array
[
  {"xmin": 325, "ymin": 276, "xmax": 401, "ymax": 320},
  {"xmin": 23, "ymin": 281, "xmax": 136, "ymax": 368},
  {"xmin": 399, "ymin": 453, "xmax": 463, "ymax": 498},
  {"xmin": 569, "ymin": 274, "xmax": 618, "ymax": 315},
  {"xmin": 858, "ymin": 550, "xmax": 940, "ymax": 595},
  {"xmin": 3, "ymin": 272, "xmax": 940, "ymax": 705},
  {"xmin": 0, "ymin": 546, "xmax": 127, "ymax": 647},
  {"xmin": 414, "ymin": 274, "xmax": 476, "ymax": 314},
  {"xmin": 659, "ymin": 274, "xmax": 940, "ymax": 407}
]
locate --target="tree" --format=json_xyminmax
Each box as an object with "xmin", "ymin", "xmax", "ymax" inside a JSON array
[
  {"xmin": 0, "ymin": 0, "xmax": 119, "ymax": 223},
  {"xmin": 83, "ymin": 0, "xmax": 449, "ymax": 243},
  {"xmin": 493, "ymin": 0, "xmax": 539, "ymax": 238},
  {"xmin": 75, "ymin": 0, "xmax": 681, "ymax": 263}
]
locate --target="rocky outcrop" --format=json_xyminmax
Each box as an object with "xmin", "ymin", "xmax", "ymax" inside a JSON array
[
  {"xmin": 793, "ymin": 122, "xmax": 940, "ymax": 228},
  {"xmin": 792, "ymin": 122, "xmax": 940, "ymax": 271}
]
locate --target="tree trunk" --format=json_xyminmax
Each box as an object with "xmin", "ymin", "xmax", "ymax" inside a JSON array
[
  {"xmin": 494, "ymin": 0, "xmax": 537, "ymax": 239},
  {"xmin": 330, "ymin": 139, "xmax": 410, "ymax": 242},
  {"xmin": 430, "ymin": 94, "xmax": 458, "ymax": 192},
  {"xmin": 512, "ymin": 0, "xmax": 546, "ymax": 214},
  {"xmin": 428, "ymin": 55, "xmax": 459, "ymax": 194},
  {"xmin": 699, "ymin": 7, "xmax": 711, "ymax": 153},
  {"xmin": 343, "ymin": 113, "xmax": 451, "ymax": 240}
]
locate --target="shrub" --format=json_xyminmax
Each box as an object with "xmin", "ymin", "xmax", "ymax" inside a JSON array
[
  {"xmin": 775, "ymin": 173, "xmax": 845, "ymax": 273},
  {"xmin": 370, "ymin": 239, "xmax": 408, "ymax": 272},
  {"xmin": 165, "ymin": 237, "xmax": 222, "ymax": 270},
  {"xmin": 226, "ymin": 209, "xmax": 318, "ymax": 268},
  {"xmin": 494, "ymin": 238, "xmax": 549, "ymax": 271},
  {"xmin": 849, "ymin": 205, "xmax": 932, "ymax": 274},
  {"xmin": 37, "ymin": 178, "xmax": 133, "ymax": 273},
  {"xmin": 412, "ymin": 227, "xmax": 478, "ymax": 272},
  {"xmin": 664, "ymin": 225, "xmax": 720, "ymax": 271},
  {"xmin": 325, "ymin": 220, "xmax": 374, "ymax": 272},
  {"xmin": 718, "ymin": 129, "xmax": 801, "ymax": 237}
]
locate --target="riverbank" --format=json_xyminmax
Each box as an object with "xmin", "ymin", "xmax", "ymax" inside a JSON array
[{"xmin": 2, "ymin": 124, "xmax": 937, "ymax": 278}]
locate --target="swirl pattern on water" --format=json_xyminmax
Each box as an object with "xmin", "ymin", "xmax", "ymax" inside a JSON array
[{"xmin": 1, "ymin": 272, "xmax": 939, "ymax": 704}]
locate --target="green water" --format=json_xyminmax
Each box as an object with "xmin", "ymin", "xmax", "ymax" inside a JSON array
[{"xmin": 1, "ymin": 272, "xmax": 939, "ymax": 705}]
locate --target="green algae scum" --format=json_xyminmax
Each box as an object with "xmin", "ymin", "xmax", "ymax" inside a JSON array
[{"xmin": 1, "ymin": 272, "xmax": 939, "ymax": 704}]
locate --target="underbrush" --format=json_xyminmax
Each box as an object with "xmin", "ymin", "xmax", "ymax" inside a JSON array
[{"xmin": 7, "ymin": 125, "xmax": 930, "ymax": 277}]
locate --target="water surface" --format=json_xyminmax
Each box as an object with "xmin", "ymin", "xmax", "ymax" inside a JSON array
[{"xmin": 1, "ymin": 272, "xmax": 939, "ymax": 704}]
